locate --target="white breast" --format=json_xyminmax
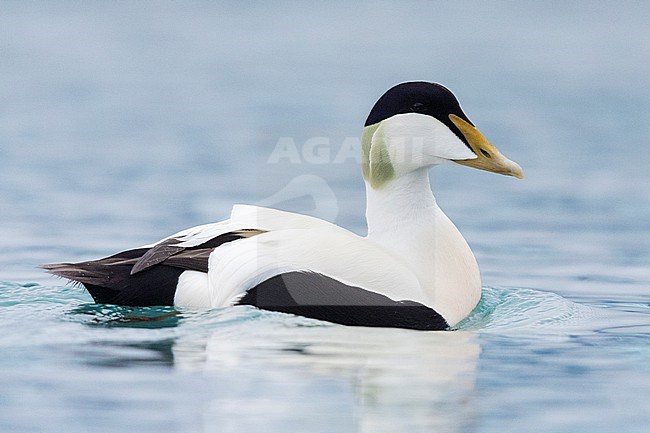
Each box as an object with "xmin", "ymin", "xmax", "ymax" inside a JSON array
[{"xmin": 369, "ymin": 204, "xmax": 481, "ymax": 326}]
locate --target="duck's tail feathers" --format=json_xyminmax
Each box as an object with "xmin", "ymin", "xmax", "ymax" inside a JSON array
[
  {"xmin": 42, "ymin": 229, "xmax": 265, "ymax": 307},
  {"xmin": 42, "ymin": 249, "xmax": 184, "ymax": 306}
]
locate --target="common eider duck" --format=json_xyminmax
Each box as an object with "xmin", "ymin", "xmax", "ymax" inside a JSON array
[{"xmin": 44, "ymin": 82, "xmax": 523, "ymax": 330}]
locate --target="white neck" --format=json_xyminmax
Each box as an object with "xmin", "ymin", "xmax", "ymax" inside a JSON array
[
  {"xmin": 365, "ymin": 167, "xmax": 437, "ymax": 239},
  {"xmin": 363, "ymin": 167, "xmax": 481, "ymax": 326}
]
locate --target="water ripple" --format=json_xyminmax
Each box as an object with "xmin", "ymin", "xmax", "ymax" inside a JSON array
[{"xmin": 457, "ymin": 286, "xmax": 612, "ymax": 334}]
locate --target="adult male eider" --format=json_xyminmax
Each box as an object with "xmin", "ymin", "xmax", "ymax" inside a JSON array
[{"xmin": 44, "ymin": 82, "xmax": 523, "ymax": 330}]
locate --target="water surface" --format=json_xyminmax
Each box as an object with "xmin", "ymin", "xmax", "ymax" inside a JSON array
[{"xmin": 1, "ymin": 2, "xmax": 649, "ymax": 432}]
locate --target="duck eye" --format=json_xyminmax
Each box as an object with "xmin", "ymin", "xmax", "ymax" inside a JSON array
[{"xmin": 411, "ymin": 102, "xmax": 425, "ymax": 112}]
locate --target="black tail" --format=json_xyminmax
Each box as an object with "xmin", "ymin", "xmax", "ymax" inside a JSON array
[
  {"xmin": 43, "ymin": 229, "xmax": 264, "ymax": 307},
  {"xmin": 42, "ymin": 248, "xmax": 183, "ymax": 306}
]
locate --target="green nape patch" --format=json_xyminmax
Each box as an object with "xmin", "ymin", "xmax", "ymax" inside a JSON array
[{"xmin": 361, "ymin": 123, "xmax": 395, "ymax": 189}]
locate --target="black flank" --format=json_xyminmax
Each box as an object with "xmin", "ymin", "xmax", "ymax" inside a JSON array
[{"xmin": 238, "ymin": 271, "xmax": 449, "ymax": 331}]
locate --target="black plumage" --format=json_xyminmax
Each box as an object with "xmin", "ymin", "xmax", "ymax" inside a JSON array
[
  {"xmin": 239, "ymin": 271, "xmax": 449, "ymax": 330},
  {"xmin": 43, "ymin": 230, "xmax": 260, "ymax": 306}
]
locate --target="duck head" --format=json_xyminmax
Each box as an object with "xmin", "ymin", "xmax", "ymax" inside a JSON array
[{"xmin": 361, "ymin": 82, "xmax": 523, "ymax": 189}]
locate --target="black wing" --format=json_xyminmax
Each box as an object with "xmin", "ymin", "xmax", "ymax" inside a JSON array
[{"xmin": 130, "ymin": 229, "xmax": 264, "ymax": 274}]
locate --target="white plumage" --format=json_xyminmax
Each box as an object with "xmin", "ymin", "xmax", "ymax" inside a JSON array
[{"xmin": 45, "ymin": 82, "xmax": 523, "ymax": 330}]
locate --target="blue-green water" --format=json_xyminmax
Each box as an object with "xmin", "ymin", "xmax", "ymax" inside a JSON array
[
  {"xmin": 1, "ymin": 2, "xmax": 649, "ymax": 432},
  {"xmin": 1, "ymin": 283, "xmax": 648, "ymax": 432}
]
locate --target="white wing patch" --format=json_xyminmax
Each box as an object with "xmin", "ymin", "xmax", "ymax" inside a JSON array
[
  {"xmin": 205, "ymin": 228, "xmax": 427, "ymax": 309},
  {"xmin": 168, "ymin": 205, "xmax": 434, "ymax": 313},
  {"xmin": 175, "ymin": 270, "xmax": 210, "ymax": 308},
  {"xmin": 145, "ymin": 205, "xmax": 341, "ymax": 250}
]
